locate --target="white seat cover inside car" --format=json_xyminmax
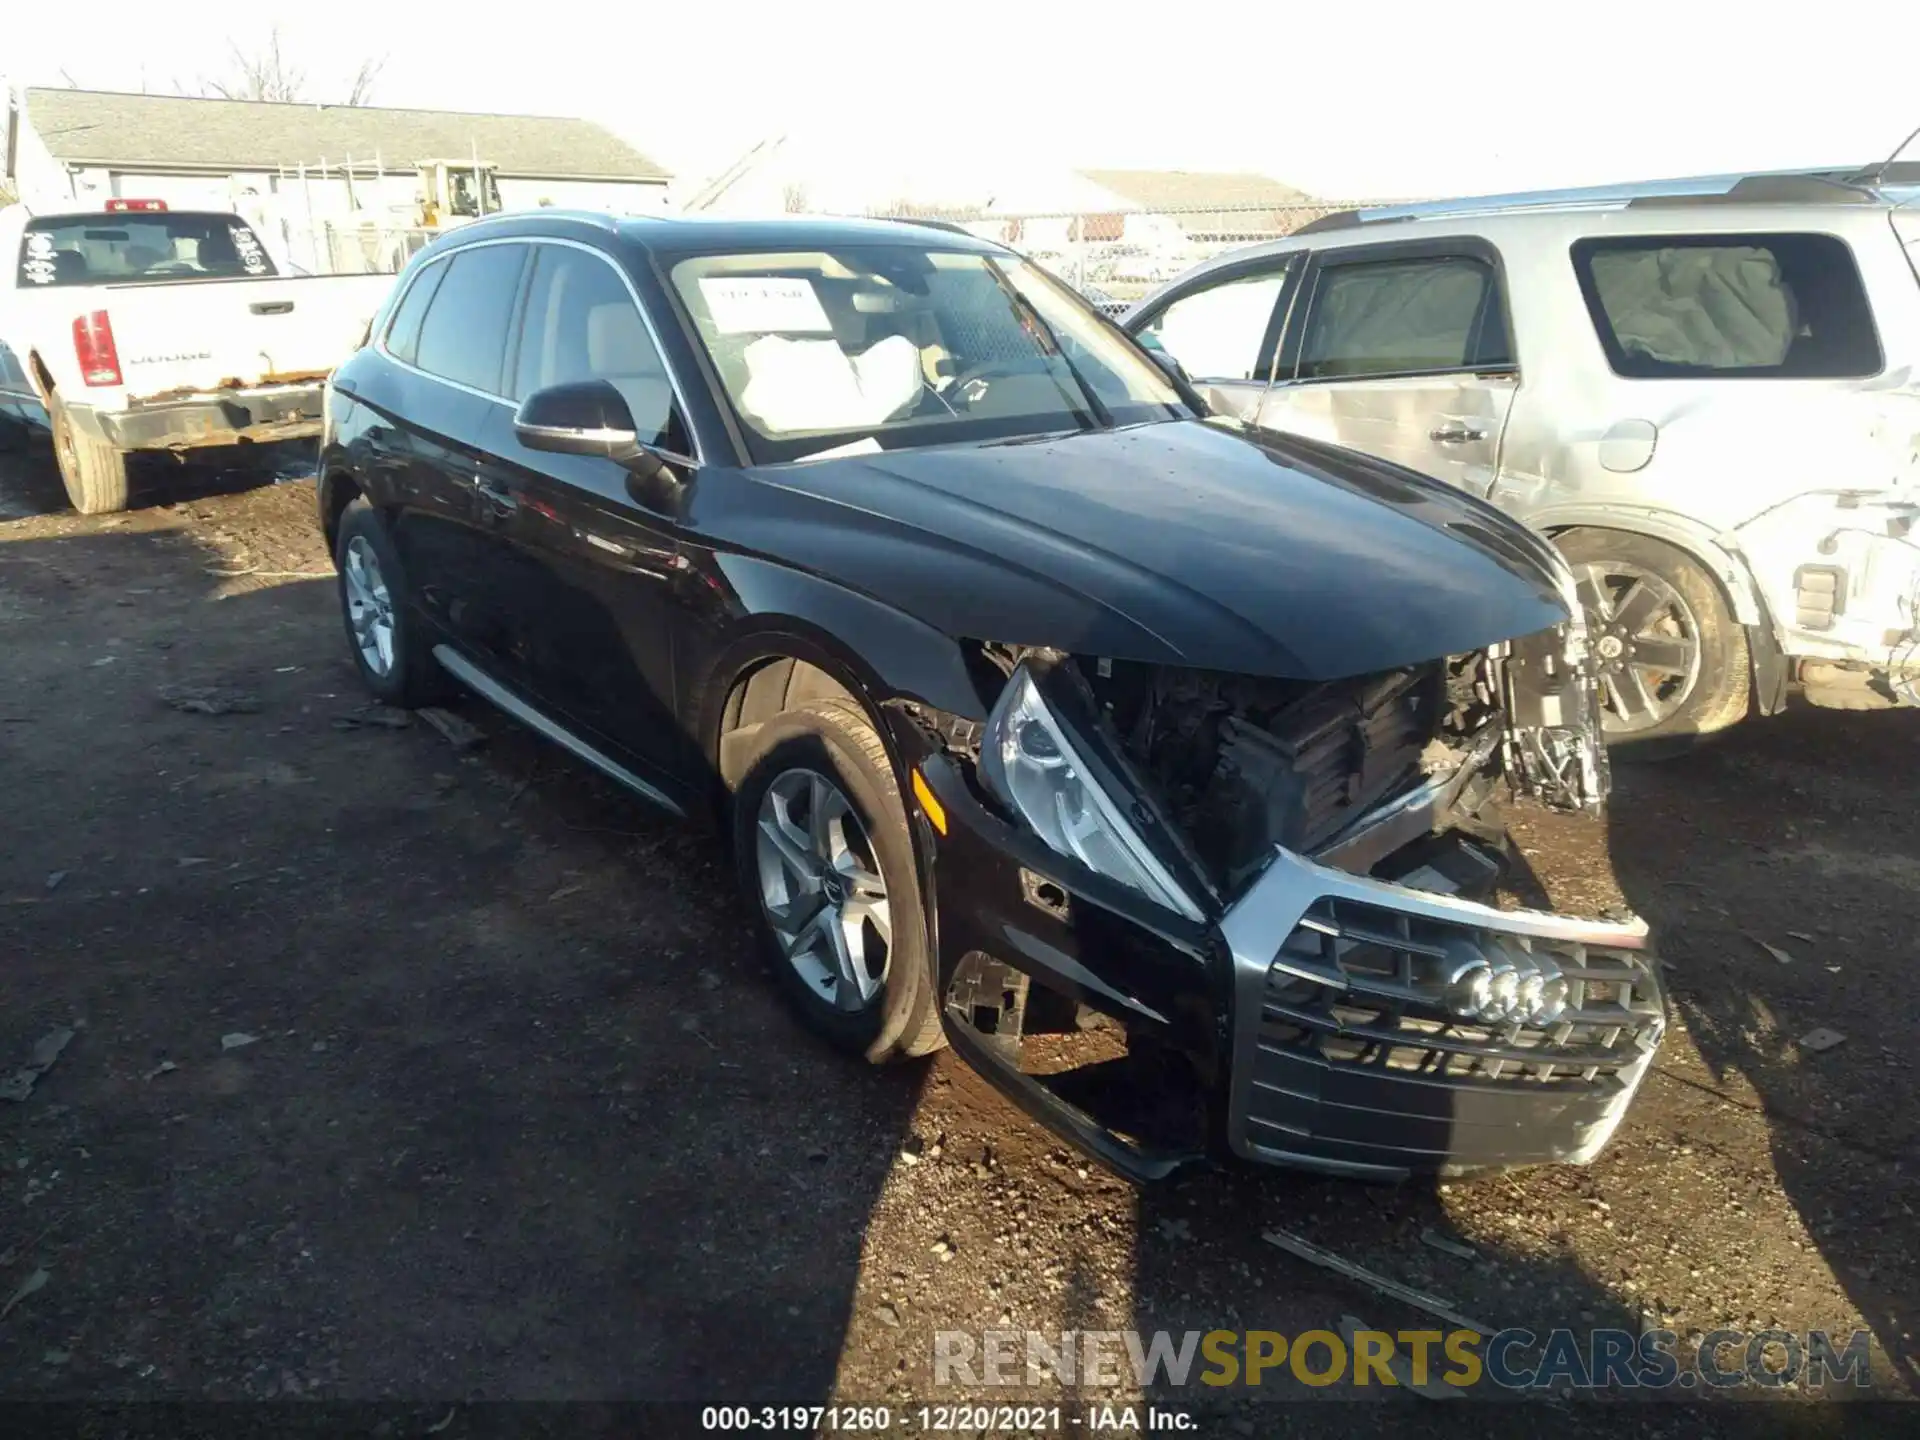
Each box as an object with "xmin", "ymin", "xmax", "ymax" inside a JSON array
[{"xmin": 739, "ymin": 333, "xmax": 923, "ymax": 434}]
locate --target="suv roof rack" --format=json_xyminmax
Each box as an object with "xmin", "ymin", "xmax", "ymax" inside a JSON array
[{"xmin": 1296, "ymin": 164, "xmax": 1912, "ymax": 233}]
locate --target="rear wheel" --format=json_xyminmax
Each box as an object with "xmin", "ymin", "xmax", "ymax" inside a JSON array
[
  {"xmin": 49, "ymin": 395, "xmax": 130, "ymax": 515},
  {"xmin": 332, "ymin": 498, "xmax": 445, "ymax": 707},
  {"xmin": 732, "ymin": 697, "xmax": 944, "ymax": 1063},
  {"xmin": 1555, "ymin": 528, "xmax": 1749, "ymax": 753}
]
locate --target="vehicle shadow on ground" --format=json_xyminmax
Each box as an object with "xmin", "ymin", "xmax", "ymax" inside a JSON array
[
  {"xmin": 1606, "ymin": 710, "xmax": 1920, "ymax": 1393},
  {"xmin": 0, "ymin": 501, "xmax": 1732, "ymax": 1421},
  {"xmin": 2, "ymin": 507, "xmax": 1649, "ymax": 1420},
  {"xmin": 0, "ymin": 521, "xmax": 929, "ymax": 1403},
  {"xmin": 8, "ymin": 468, "xmax": 1907, "ymax": 1420},
  {"xmin": 0, "ymin": 413, "xmax": 315, "ymax": 519}
]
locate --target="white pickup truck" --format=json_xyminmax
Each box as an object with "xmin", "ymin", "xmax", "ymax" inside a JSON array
[{"xmin": 0, "ymin": 203, "xmax": 395, "ymax": 513}]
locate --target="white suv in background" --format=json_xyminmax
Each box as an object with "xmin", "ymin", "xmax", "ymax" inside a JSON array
[{"xmin": 1126, "ymin": 169, "xmax": 1920, "ymax": 747}]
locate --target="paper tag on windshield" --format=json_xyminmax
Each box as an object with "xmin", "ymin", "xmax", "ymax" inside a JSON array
[
  {"xmin": 700, "ymin": 277, "xmax": 833, "ymax": 335},
  {"xmin": 795, "ymin": 437, "xmax": 883, "ymax": 464}
]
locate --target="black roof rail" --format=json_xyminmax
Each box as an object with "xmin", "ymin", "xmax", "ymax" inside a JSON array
[
  {"xmin": 1297, "ymin": 165, "xmax": 1906, "ymax": 231},
  {"xmin": 1292, "ymin": 210, "xmax": 1364, "ymax": 235},
  {"xmin": 1844, "ymin": 159, "xmax": 1920, "ymax": 188},
  {"xmin": 1625, "ymin": 173, "xmax": 1878, "ymax": 208}
]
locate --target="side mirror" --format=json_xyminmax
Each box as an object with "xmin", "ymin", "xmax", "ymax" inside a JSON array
[{"xmin": 514, "ymin": 380, "xmax": 651, "ymax": 468}]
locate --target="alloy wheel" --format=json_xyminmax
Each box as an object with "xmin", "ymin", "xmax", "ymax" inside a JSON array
[
  {"xmin": 1573, "ymin": 560, "xmax": 1702, "ymax": 733},
  {"xmin": 342, "ymin": 535, "xmax": 397, "ymax": 678},
  {"xmin": 754, "ymin": 767, "xmax": 892, "ymax": 1012}
]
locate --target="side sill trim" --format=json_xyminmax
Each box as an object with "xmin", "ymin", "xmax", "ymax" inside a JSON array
[{"xmin": 431, "ymin": 645, "xmax": 686, "ymax": 819}]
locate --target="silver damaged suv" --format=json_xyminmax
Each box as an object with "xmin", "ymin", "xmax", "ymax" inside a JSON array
[{"xmin": 1127, "ymin": 167, "xmax": 1920, "ymax": 746}]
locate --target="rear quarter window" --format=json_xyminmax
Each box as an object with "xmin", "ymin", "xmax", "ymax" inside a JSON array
[
  {"xmin": 411, "ymin": 244, "xmax": 528, "ymax": 393},
  {"xmin": 1571, "ymin": 233, "xmax": 1881, "ymax": 379},
  {"xmin": 384, "ymin": 259, "xmax": 448, "ymax": 367}
]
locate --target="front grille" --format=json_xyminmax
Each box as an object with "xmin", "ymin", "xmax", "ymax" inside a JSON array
[
  {"xmin": 1238, "ymin": 894, "xmax": 1664, "ymax": 1171},
  {"xmin": 1265, "ymin": 895, "xmax": 1663, "ymax": 1082}
]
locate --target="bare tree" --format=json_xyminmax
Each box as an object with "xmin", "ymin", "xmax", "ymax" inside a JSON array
[
  {"xmin": 204, "ymin": 26, "xmax": 307, "ymax": 103},
  {"xmin": 781, "ymin": 183, "xmax": 810, "ymax": 214},
  {"xmin": 185, "ymin": 26, "xmax": 385, "ymax": 106},
  {"xmin": 344, "ymin": 56, "xmax": 387, "ymax": 108}
]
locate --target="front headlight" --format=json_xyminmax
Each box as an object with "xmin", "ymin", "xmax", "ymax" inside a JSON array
[{"xmin": 980, "ymin": 664, "xmax": 1203, "ymax": 922}]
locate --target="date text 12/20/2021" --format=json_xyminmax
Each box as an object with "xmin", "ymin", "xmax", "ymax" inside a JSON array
[{"xmin": 700, "ymin": 1406, "xmax": 1196, "ymax": 1432}]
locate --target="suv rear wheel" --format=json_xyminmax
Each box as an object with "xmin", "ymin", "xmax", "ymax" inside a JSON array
[
  {"xmin": 1555, "ymin": 528, "xmax": 1749, "ymax": 752},
  {"xmin": 732, "ymin": 697, "xmax": 944, "ymax": 1063},
  {"xmin": 333, "ymin": 497, "xmax": 444, "ymax": 708}
]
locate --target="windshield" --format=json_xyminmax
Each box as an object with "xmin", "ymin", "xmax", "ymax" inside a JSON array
[
  {"xmin": 17, "ymin": 213, "xmax": 277, "ymax": 288},
  {"xmin": 667, "ymin": 245, "xmax": 1190, "ymax": 462}
]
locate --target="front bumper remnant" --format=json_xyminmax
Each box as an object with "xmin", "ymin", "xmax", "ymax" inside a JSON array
[
  {"xmin": 1220, "ymin": 851, "xmax": 1662, "ymax": 1178},
  {"xmin": 917, "ymin": 754, "xmax": 1663, "ymax": 1184}
]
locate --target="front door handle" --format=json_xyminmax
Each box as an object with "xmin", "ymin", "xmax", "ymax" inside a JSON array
[
  {"xmin": 1430, "ymin": 423, "xmax": 1487, "ymax": 444},
  {"xmin": 473, "ymin": 475, "xmax": 518, "ymax": 516}
]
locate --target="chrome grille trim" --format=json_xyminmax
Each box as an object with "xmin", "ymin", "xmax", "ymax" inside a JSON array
[{"xmin": 1220, "ymin": 845, "xmax": 1662, "ymax": 1173}]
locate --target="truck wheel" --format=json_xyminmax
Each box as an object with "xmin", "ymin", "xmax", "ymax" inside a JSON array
[
  {"xmin": 732, "ymin": 697, "xmax": 944, "ymax": 1064},
  {"xmin": 333, "ymin": 498, "xmax": 445, "ymax": 707},
  {"xmin": 49, "ymin": 396, "xmax": 130, "ymax": 515},
  {"xmin": 1555, "ymin": 529, "xmax": 1749, "ymax": 753}
]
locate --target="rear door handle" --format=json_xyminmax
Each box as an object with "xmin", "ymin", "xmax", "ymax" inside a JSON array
[
  {"xmin": 1429, "ymin": 423, "xmax": 1487, "ymax": 444},
  {"xmin": 250, "ymin": 300, "xmax": 294, "ymax": 315}
]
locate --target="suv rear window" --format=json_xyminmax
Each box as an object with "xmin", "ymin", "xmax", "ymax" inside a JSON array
[
  {"xmin": 18, "ymin": 213, "xmax": 276, "ymax": 287},
  {"xmin": 1571, "ymin": 234, "xmax": 1880, "ymax": 379}
]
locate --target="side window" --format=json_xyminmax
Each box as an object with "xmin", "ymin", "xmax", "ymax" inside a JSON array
[
  {"xmin": 413, "ymin": 244, "xmax": 528, "ymax": 393},
  {"xmin": 1572, "ymin": 233, "xmax": 1881, "ymax": 379},
  {"xmin": 383, "ymin": 259, "xmax": 447, "ymax": 367},
  {"xmin": 1296, "ymin": 255, "xmax": 1506, "ymax": 381},
  {"xmin": 512, "ymin": 244, "xmax": 681, "ymax": 449},
  {"xmin": 1137, "ymin": 265, "xmax": 1293, "ymax": 381}
]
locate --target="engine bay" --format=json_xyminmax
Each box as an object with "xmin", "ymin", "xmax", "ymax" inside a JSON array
[{"xmin": 1074, "ymin": 653, "xmax": 1505, "ymax": 890}]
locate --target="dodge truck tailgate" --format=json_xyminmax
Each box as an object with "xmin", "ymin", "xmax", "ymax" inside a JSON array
[{"xmin": 96, "ymin": 273, "xmax": 395, "ymax": 399}]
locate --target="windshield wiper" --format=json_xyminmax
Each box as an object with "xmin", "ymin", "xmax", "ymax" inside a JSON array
[{"xmin": 982, "ymin": 260, "xmax": 1114, "ymax": 431}]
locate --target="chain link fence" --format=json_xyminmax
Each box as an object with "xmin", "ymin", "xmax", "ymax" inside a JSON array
[
  {"xmin": 273, "ymin": 200, "xmax": 1418, "ymax": 309},
  {"xmin": 859, "ymin": 200, "xmax": 1404, "ymax": 313},
  {"xmin": 265, "ymin": 218, "xmax": 438, "ymax": 276}
]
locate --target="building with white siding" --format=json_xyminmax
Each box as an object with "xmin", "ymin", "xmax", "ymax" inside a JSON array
[{"xmin": 7, "ymin": 88, "xmax": 670, "ymax": 223}]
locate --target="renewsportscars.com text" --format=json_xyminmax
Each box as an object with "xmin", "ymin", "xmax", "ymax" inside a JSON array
[{"xmin": 934, "ymin": 1327, "xmax": 1874, "ymax": 1392}]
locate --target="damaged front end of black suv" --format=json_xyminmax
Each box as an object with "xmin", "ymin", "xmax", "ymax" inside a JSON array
[
  {"xmin": 901, "ymin": 610, "xmax": 1657, "ymax": 1182},
  {"xmin": 708, "ymin": 411, "xmax": 1663, "ymax": 1182}
]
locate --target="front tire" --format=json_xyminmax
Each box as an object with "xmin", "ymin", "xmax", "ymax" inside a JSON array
[
  {"xmin": 49, "ymin": 395, "xmax": 130, "ymax": 515},
  {"xmin": 332, "ymin": 498, "xmax": 444, "ymax": 707},
  {"xmin": 1556, "ymin": 528, "xmax": 1749, "ymax": 754},
  {"xmin": 732, "ymin": 697, "xmax": 944, "ymax": 1063}
]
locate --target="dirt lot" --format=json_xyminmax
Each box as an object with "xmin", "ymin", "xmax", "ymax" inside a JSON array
[{"xmin": 1, "ymin": 431, "xmax": 1916, "ymax": 1430}]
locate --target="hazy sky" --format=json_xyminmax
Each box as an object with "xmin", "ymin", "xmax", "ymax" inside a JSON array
[{"xmin": 9, "ymin": 1, "xmax": 1920, "ymax": 200}]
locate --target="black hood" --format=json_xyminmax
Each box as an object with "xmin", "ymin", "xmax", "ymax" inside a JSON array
[{"xmin": 696, "ymin": 419, "xmax": 1570, "ymax": 681}]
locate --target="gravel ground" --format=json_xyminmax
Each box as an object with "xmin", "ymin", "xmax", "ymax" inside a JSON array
[{"xmin": 0, "ymin": 431, "xmax": 1914, "ymax": 1431}]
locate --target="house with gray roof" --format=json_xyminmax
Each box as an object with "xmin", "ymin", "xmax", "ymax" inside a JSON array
[{"xmin": 7, "ymin": 87, "xmax": 670, "ymax": 218}]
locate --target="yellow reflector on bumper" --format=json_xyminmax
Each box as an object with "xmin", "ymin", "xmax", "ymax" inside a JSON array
[{"xmin": 911, "ymin": 768, "xmax": 947, "ymax": 835}]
